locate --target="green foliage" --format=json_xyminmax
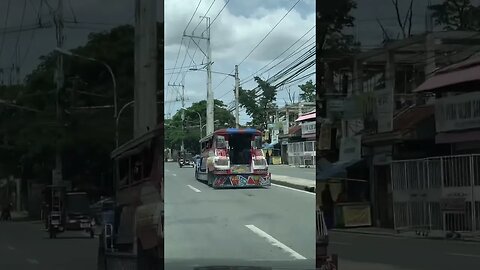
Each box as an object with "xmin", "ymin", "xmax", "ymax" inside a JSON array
[
  {"xmin": 0, "ymin": 23, "xmax": 163, "ymax": 194},
  {"xmin": 429, "ymin": 0, "xmax": 480, "ymax": 31},
  {"xmin": 239, "ymin": 77, "xmax": 277, "ymax": 129},
  {"xmin": 165, "ymin": 100, "xmax": 235, "ymax": 153},
  {"xmin": 298, "ymin": 80, "xmax": 316, "ymax": 102}
]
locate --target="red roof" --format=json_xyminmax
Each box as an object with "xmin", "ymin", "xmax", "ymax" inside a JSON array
[
  {"xmin": 295, "ymin": 112, "xmax": 316, "ymax": 122},
  {"xmin": 414, "ymin": 56, "xmax": 480, "ymax": 92}
]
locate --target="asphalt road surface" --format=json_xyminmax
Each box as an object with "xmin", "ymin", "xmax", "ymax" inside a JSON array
[
  {"xmin": 0, "ymin": 220, "xmax": 98, "ymax": 270},
  {"xmin": 330, "ymin": 231, "xmax": 480, "ymax": 270},
  {"xmin": 164, "ymin": 162, "xmax": 315, "ymax": 268},
  {"xmin": 268, "ymin": 165, "xmax": 315, "ymax": 182}
]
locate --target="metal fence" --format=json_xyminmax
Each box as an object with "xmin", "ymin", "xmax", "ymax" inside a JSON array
[
  {"xmin": 391, "ymin": 154, "xmax": 480, "ymax": 237},
  {"xmin": 287, "ymin": 141, "xmax": 316, "ymax": 167}
]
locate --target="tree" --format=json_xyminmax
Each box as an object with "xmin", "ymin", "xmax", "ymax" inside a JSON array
[
  {"xmin": 239, "ymin": 77, "xmax": 277, "ymax": 130},
  {"xmin": 0, "ymin": 23, "xmax": 164, "ymax": 195},
  {"xmin": 298, "ymin": 80, "xmax": 316, "ymax": 102},
  {"xmin": 429, "ymin": 0, "xmax": 480, "ymax": 31},
  {"xmin": 165, "ymin": 100, "xmax": 235, "ymax": 153},
  {"xmin": 318, "ymin": 0, "xmax": 357, "ymax": 54}
]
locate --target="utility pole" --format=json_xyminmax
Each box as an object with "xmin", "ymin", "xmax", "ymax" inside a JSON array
[
  {"xmin": 168, "ymin": 82, "xmax": 185, "ymax": 152},
  {"xmin": 235, "ymin": 65, "xmax": 239, "ymax": 128},
  {"xmin": 134, "ymin": 0, "xmax": 157, "ymax": 138},
  {"xmin": 53, "ymin": 0, "xmax": 64, "ymax": 186},
  {"xmin": 184, "ymin": 16, "xmax": 213, "ymax": 135}
]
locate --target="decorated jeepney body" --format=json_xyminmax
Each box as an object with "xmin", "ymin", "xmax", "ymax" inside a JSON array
[{"xmin": 195, "ymin": 128, "xmax": 271, "ymax": 188}]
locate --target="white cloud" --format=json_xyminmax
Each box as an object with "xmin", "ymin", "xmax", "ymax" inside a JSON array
[{"xmin": 164, "ymin": 0, "xmax": 316, "ymax": 123}]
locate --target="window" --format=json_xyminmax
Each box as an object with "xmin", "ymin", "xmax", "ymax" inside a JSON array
[
  {"xmin": 254, "ymin": 135, "xmax": 262, "ymax": 149},
  {"xmin": 216, "ymin": 135, "xmax": 226, "ymax": 149}
]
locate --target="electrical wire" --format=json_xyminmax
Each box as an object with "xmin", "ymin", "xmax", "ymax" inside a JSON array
[
  {"xmin": 0, "ymin": 0, "xmax": 12, "ymax": 61},
  {"xmin": 201, "ymin": 0, "xmax": 229, "ymax": 35}
]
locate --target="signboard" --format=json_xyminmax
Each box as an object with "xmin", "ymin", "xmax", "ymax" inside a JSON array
[
  {"xmin": 301, "ymin": 121, "xmax": 316, "ymax": 136},
  {"xmin": 375, "ymin": 88, "xmax": 394, "ymax": 132},
  {"xmin": 342, "ymin": 204, "xmax": 372, "ymax": 227},
  {"xmin": 271, "ymin": 129, "xmax": 279, "ymax": 144},
  {"xmin": 435, "ymin": 92, "xmax": 480, "ymax": 132},
  {"xmin": 343, "ymin": 96, "xmax": 363, "ymax": 120},
  {"xmin": 283, "ymin": 122, "xmax": 289, "ymax": 135},
  {"xmin": 327, "ymin": 99, "xmax": 344, "ymax": 112},
  {"xmin": 339, "ymin": 135, "xmax": 362, "ymax": 162}
]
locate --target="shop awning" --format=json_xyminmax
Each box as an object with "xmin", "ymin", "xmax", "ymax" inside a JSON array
[
  {"xmin": 295, "ymin": 112, "xmax": 316, "ymax": 122},
  {"xmin": 317, "ymin": 159, "xmax": 364, "ymax": 181}
]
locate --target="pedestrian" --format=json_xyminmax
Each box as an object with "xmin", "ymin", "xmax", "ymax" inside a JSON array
[
  {"xmin": 321, "ymin": 184, "xmax": 334, "ymax": 229},
  {"xmin": 265, "ymin": 151, "xmax": 270, "ymax": 165}
]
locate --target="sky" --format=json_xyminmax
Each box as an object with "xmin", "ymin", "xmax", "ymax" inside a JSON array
[
  {"xmin": 164, "ymin": 0, "xmax": 316, "ymax": 124},
  {"xmin": 347, "ymin": 0, "xmax": 480, "ymax": 47}
]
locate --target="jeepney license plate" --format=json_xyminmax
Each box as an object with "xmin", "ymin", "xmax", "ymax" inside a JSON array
[{"xmin": 80, "ymin": 223, "xmax": 90, "ymax": 228}]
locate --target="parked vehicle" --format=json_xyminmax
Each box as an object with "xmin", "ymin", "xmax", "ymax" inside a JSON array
[
  {"xmin": 178, "ymin": 152, "xmax": 194, "ymax": 167},
  {"xmin": 195, "ymin": 128, "xmax": 271, "ymax": 188}
]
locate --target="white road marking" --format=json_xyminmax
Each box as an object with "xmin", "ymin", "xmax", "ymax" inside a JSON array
[
  {"xmin": 7, "ymin": 246, "xmax": 15, "ymax": 250},
  {"xmin": 26, "ymin": 258, "xmax": 40, "ymax": 264},
  {"xmin": 330, "ymin": 241, "xmax": 352, "ymax": 245},
  {"xmin": 245, "ymin": 224, "xmax": 306, "ymax": 260},
  {"xmin": 271, "ymin": 183, "xmax": 314, "ymax": 195},
  {"xmin": 172, "ymin": 173, "xmax": 177, "ymax": 177},
  {"xmin": 187, "ymin": 185, "xmax": 201, "ymax": 193},
  {"xmin": 446, "ymin": 252, "xmax": 480, "ymax": 259},
  {"xmin": 165, "ymin": 169, "xmax": 171, "ymax": 173}
]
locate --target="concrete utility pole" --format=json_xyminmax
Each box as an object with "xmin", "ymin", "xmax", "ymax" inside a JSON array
[
  {"xmin": 235, "ymin": 65, "xmax": 239, "ymax": 128},
  {"xmin": 53, "ymin": 0, "xmax": 64, "ymax": 186},
  {"xmin": 134, "ymin": 0, "xmax": 157, "ymax": 138},
  {"xmin": 168, "ymin": 82, "xmax": 185, "ymax": 152},
  {"xmin": 184, "ymin": 16, "xmax": 213, "ymax": 135}
]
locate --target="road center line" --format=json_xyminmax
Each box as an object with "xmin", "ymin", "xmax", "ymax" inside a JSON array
[
  {"xmin": 7, "ymin": 245, "xmax": 15, "ymax": 250},
  {"xmin": 187, "ymin": 185, "xmax": 201, "ymax": 193},
  {"xmin": 245, "ymin": 224, "xmax": 306, "ymax": 260},
  {"xmin": 271, "ymin": 183, "xmax": 314, "ymax": 195},
  {"xmin": 26, "ymin": 258, "xmax": 40, "ymax": 264},
  {"xmin": 446, "ymin": 252, "xmax": 480, "ymax": 259}
]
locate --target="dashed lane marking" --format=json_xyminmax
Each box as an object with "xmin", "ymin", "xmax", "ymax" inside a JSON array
[
  {"xmin": 187, "ymin": 185, "xmax": 201, "ymax": 193},
  {"xmin": 245, "ymin": 224, "xmax": 306, "ymax": 260},
  {"xmin": 446, "ymin": 253, "xmax": 480, "ymax": 259}
]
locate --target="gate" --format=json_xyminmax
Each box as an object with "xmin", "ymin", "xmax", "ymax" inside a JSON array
[
  {"xmin": 391, "ymin": 154, "xmax": 480, "ymax": 237},
  {"xmin": 287, "ymin": 141, "xmax": 316, "ymax": 167}
]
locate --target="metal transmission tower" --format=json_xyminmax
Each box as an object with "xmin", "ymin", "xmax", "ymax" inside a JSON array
[
  {"xmin": 184, "ymin": 16, "xmax": 213, "ymax": 135},
  {"xmin": 168, "ymin": 82, "xmax": 185, "ymax": 152}
]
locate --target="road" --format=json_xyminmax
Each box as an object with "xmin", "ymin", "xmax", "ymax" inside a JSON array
[
  {"xmin": 0, "ymin": 220, "xmax": 98, "ymax": 270},
  {"xmin": 330, "ymin": 231, "xmax": 480, "ymax": 270},
  {"xmin": 164, "ymin": 162, "xmax": 315, "ymax": 268},
  {"xmin": 268, "ymin": 165, "xmax": 315, "ymax": 182}
]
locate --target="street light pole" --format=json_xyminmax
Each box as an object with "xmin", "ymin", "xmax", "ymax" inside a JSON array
[
  {"xmin": 53, "ymin": 0, "xmax": 64, "ymax": 186},
  {"xmin": 54, "ymin": 48, "xmax": 118, "ymax": 119},
  {"xmin": 115, "ymin": 100, "xmax": 135, "ymax": 148}
]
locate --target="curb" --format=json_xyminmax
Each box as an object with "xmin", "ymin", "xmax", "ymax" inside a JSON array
[
  {"xmin": 331, "ymin": 229, "xmax": 480, "ymax": 242},
  {"xmin": 271, "ymin": 179, "xmax": 315, "ymax": 193}
]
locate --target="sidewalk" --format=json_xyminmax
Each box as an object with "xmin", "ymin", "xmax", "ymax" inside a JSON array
[
  {"xmin": 270, "ymin": 174, "xmax": 316, "ymax": 193},
  {"xmin": 332, "ymin": 226, "xmax": 480, "ymax": 242}
]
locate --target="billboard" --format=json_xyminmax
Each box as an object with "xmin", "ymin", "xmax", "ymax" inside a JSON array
[{"xmin": 435, "ymin": 92, "xmax": 480, "ymax": 132}]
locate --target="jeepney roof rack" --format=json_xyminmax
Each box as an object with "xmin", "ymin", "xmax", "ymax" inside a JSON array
[
  {"xmin": 111, "ymin": 124, "xmax": 162, "ymax": 159},
  {"xmin": 199, "ymin": 128, "xmax": 262, "ymax": 143}
]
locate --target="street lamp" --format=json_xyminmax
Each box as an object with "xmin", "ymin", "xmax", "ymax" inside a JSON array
[
  {"xmin": 115, "ymin": 100, "xmax": 135, "ymax": 147},
  {"xmin": 54, "ymin": 48, "xmax": 118, "ymax": 119}
]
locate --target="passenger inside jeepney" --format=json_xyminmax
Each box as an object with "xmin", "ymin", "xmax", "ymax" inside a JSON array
[{"xmin": 228, "ymin": 134, "xmax": 251, "ymax": 164}]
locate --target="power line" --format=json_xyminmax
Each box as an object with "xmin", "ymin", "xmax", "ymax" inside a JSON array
[
  {"xmin": 190, "ymin": 0, "xmax": 216, "ymax": 34},
  {"xmin": 212, "ymin": 0, "xmax": 302, "ymax": 93},
  {"xmin": 11, "ymin": 0, "xmax": 27, "ymax": 73},
  {"xmin": 201, "ymin": 0, "xmax": 229, "ymax": 35},
  {"xmin": 238, "ymin": 0, "xmax": 301, "ymax": 67},
  {"xmin": 184, "ymin": 0, "xmax": 203, "ymax": 33},
  {"xmin": 0, "ymin": 0, "xmax": 12, "ymax": 61},
  {"xmin": 240, "ymin": 25, "xmax": 315, "ymax": 84}
]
